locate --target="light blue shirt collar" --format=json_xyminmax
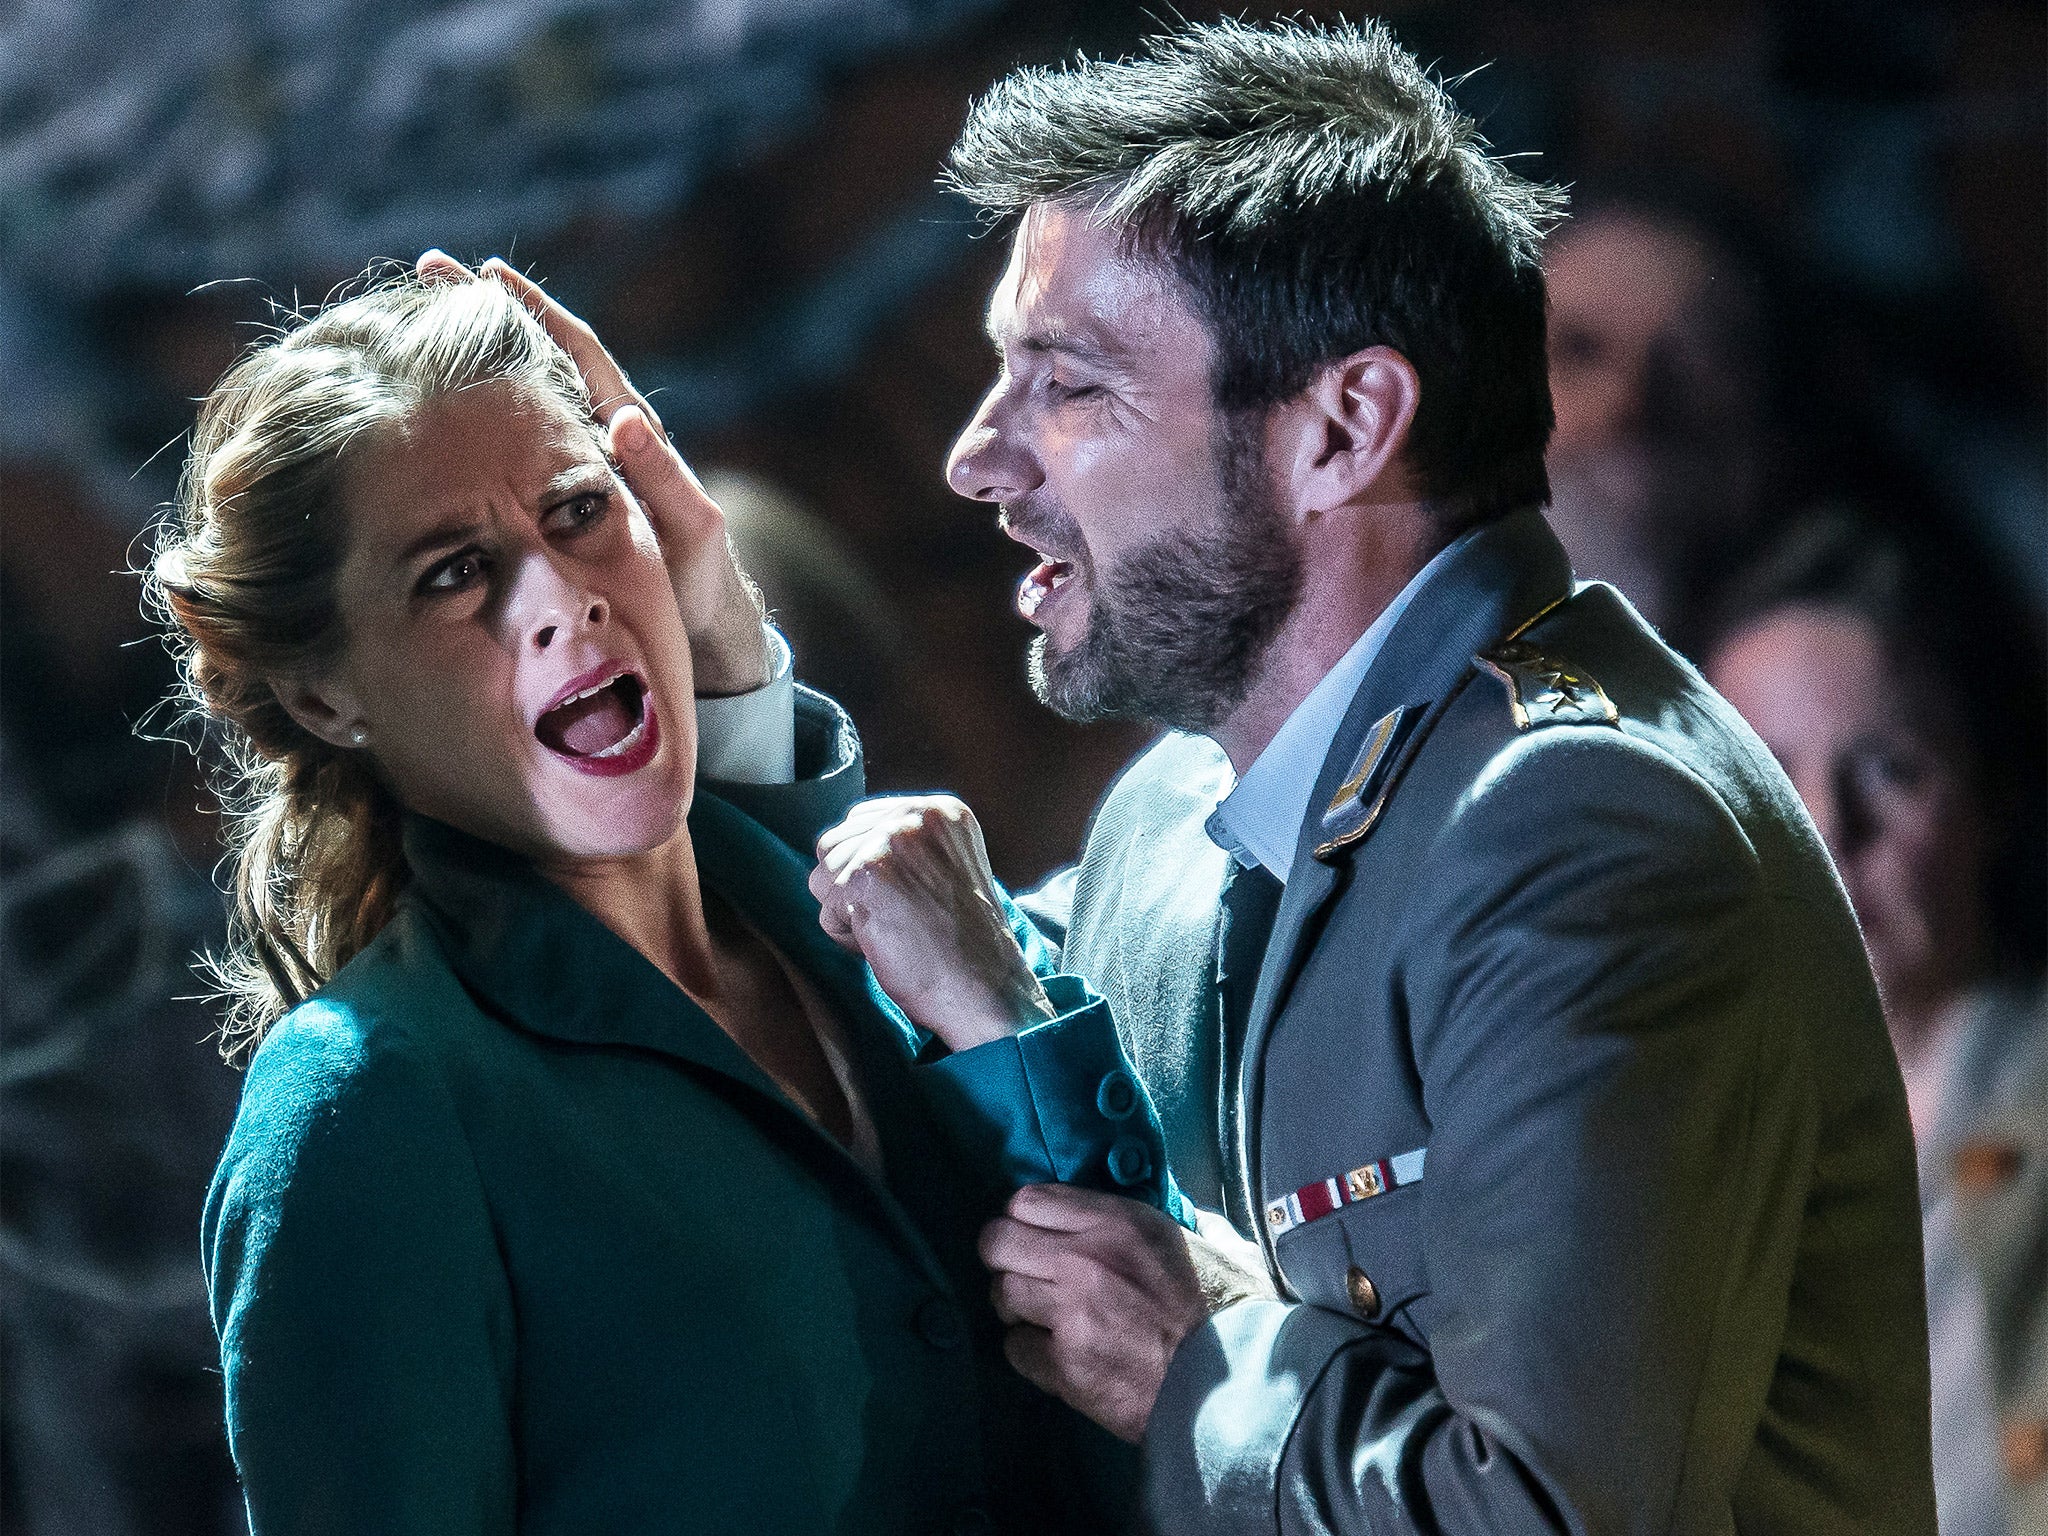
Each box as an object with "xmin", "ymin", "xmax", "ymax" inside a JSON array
[{"xmin": 1204, "ymin": 529, "xmax": 1477, "ymax": 881}]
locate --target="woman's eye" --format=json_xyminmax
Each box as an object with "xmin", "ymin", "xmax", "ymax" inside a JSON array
[
  {"xmin": 543, "ymin": 492, "xmax": 608, "ymax": 535},
  {"xmin": 418, "ymin": 549, "xmax": 486, "ymax": 595}
]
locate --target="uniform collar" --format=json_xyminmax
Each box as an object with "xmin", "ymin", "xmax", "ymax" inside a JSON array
[
  {"xmin": 1288, "ymin": 505, "xmax": 1576, "ymax": 876},
  {"xmin": 1204, "ymin": 525, "xmax": 1481, "ymax": 882}
]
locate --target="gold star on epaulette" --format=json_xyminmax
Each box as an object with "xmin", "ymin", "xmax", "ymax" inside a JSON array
[{"xmin": 1474, "ymin": 640, "xmax": 1620, "ymax": 731}]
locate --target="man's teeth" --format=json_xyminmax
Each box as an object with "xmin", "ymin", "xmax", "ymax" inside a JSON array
[{"xmin": 1018, "ymin": 558, "xmax": 1074, "ymax": 621}]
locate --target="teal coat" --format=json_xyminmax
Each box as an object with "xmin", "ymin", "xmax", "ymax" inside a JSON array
[{"xmin": 204, "ymin": 767, "xmax": 1170, "ymax": 1535}]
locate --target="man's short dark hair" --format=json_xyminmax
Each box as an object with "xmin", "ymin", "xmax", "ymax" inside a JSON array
[{"xmin": 947, "ymin": 17, "xmax": 1567, "ymax": 532}]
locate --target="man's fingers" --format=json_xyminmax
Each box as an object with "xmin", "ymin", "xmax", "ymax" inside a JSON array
[
  {"xmin": 1002, "ymin": 1325, "xmax": 1062, "ymax": 1398},
  {"xmin": 990, "ymin": 1269, "xmax": 1062, "ymax": 1328},
  {"xmin": 979, "ymin": 1214, "xmax": 1075, "ymax": 1282},
  {"xmin": 1005, "ymin": 1181, "xmax": 1151, "ymax": 1235}
]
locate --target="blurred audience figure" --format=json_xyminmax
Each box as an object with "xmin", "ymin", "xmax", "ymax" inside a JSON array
[
  {"xmin": 1705, "ymin": 512, "xmax": 2047, "ymax": 1536},
  {"xmin": 705, "ymin": 468, "xmax": 944, "ymax": 788},
  {"xmin": 1545, "ymin": 197, "xmax": 1774, "ymax": 655},
  {"xmin": 707, "ymin": 467, "xmax": 907, "ymax": 714},
  {"xmin": 1, "ymin": 462, "xmax": 247, "ymax": 1535},
  {"xmin": 1, "ymin": 767, "xmax": 246, "ymax": 1536}
]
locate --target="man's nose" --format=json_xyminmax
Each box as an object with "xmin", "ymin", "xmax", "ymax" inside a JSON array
[{"xmin": 946, "ymin": 385, "xmax": 1041, "ymax": 504}]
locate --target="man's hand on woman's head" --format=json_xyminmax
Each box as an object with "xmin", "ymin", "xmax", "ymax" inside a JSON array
[
  {"xmin": 809, "ymin": 796, "xmax": 1054, "ymax": 1051},
  {"xmin": 413, "ymin": 251, "xmax": 770, "ymax": 696}
]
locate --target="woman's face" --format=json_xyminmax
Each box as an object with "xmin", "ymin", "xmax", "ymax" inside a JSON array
[
  {"xmin": 1707, "ymin": 603, "xmax": 1985, "ymax": 1016},
  {"xmin": 307, "ymin": 378, "xmax": 695, "ymax": 863}
]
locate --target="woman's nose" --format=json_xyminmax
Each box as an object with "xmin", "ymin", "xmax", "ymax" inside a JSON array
[
  {"xmin": 520, "ymin": 559, "xmax": 608, "ymax": 651},
  {"xmin": 531, "ymin": 596, "xmax": 607, "ymax": 651}
]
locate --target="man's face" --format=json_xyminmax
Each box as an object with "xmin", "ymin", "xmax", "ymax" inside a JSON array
[{"xmin": 945, "ymin": 202, "xmax": 1300, "ymax": 733}]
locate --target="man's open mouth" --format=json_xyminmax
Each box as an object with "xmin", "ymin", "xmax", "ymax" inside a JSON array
[
  {"xmin": 999, "ymin": 511, "xmax": 1083, "ymax": 625},
  {"xmin": 535, "ymin": 669, "xmax": 651, "ymax": 762},
  {"xmin": 1018, "ymin": 555, "xmax": 1076, "ymax": 621}
]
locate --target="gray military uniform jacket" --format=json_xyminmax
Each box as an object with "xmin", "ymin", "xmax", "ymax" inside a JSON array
[{"xmin": 1026, "ymin": 509, "xmax": 1937, "ymax": 1534}]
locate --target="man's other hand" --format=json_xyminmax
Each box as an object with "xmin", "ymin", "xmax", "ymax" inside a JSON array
[
  {"xmin": 810, "ymin": 795, "xmax": 1054, "ymax": 1050},
  {"xmin": 980, "ymin": 1184, "xmax": 1270, "ymax": 1444}
]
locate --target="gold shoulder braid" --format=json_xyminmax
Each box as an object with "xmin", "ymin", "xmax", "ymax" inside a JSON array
[
  {"xmin": 1473, "ymin": 640, "xmax": 1619, "ymax": 730},
  {"xmin": 1310, "ymin": 593, "xmax": 1611, "ymax": 863}
]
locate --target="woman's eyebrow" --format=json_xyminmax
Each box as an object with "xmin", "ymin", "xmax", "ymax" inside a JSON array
[
  {"xmin": 545, "ymin": 463, "xmax": 611, "ymax": 498},
  {"xmin": 393, "ymin": 516, "xmax": 483, "ymax": 570},
  {"xmin": 388, "ymin": 463, "xmax": 610, "ymax": 572}
]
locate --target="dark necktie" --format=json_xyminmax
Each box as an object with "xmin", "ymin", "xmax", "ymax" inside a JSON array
[{"xmin": 1216, "ymin": 859, "xmax": 1284, "ymax": 1234}]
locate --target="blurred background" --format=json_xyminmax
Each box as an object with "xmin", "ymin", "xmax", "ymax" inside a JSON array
[{"xmin": 1, "ymin": 1, "xmax": 2042, "ymax": 1532}]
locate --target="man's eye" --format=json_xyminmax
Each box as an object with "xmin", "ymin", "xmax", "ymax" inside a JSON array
[
  {"xmin": 418, "ymin": 549, "xmax": 487, "ymax": 595},
  {"xmin": 543, "ymin": 492, "xmax": 608, "ymax": 535},
  {"xmin": 1046, "ymin": 376, "xmax": 1102, "ymax": 402}
]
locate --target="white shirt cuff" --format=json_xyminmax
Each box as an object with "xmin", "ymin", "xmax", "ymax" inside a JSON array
[{"xmin": 693, "ymin": 627, "xmax": 796, "ymax": 785}]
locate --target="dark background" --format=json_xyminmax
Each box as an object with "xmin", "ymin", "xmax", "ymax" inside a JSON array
[{"xmin": 1, "ymin": 2, "xmax": 2040, "ymax": 1531}]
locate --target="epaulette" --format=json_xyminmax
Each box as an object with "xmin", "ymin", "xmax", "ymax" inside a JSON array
[{"xmin": 1473, "ymin": 640, "xmax": 1619, "ymax": 730}]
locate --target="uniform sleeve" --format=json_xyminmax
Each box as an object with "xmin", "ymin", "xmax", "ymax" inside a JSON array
[
  {"xmin": 910, "ymin": 885, "xmax": 1186, "ymax": 1223},
  {"xmin": 203, "ymin": 1005, "xmax": 517, "ymax": 1536},
  {"xmin": 1144, "ymin": 731, "xmax": 1818, "ymax": 1534}
]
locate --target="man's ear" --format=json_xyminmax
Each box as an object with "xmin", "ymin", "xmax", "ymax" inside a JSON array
[
  {"xmin": 270, "ymin": 674, "xmax": 368, "ymax": 751},
  {"xmin": 1269, "ymin": 346, "xmax": 1422, "ymax": 521}
]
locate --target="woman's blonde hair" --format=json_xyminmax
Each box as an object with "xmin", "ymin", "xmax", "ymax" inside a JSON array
[{"xmin": 148, "ymin": 268, "xmax": 590, "ymax": 1060}]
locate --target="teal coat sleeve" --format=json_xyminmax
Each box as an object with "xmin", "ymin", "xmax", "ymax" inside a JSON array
[
  {"xmin": 896, "ymin": 885, "xmax": 1188, "ymax": 1225},
  {"xmin": 203, "ymin": 1002, "xmax": 517, "ymax": 1535},
  {"xmin": 700, "ymin": 687, "xmax": 865, "ymax": 859}
]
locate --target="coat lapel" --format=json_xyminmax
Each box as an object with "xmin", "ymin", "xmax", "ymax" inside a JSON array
[
  {"xmin": 1233, "ymin": 509, "xmax": 1577, "ymax": 1219},
  {"xmin": 402, "ymin": 800, "xmax": 957, "ymax": 1293}
]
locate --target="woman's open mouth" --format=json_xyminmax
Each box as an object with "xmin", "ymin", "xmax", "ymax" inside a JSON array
[{"xmin": 534, "ymin": 668, "xmax": 660, "ymax": 777}]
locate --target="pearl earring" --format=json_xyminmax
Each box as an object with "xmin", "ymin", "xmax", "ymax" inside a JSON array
[{"xmin": 348, "ymin": 725, "xmax": 370, "ymax": 747}]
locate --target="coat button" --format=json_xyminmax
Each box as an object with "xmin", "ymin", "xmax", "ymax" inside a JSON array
[
  {"xmin": 915, "ymin": 1297, "xmax": 965, "ymax": 1351},
  {"xmin": 1345, "ymin": 1265, "xmax": 1381, "ymax": 1320},
  {"xmin": 1096, "ymin": 1069, "xmax": 1139, "ymax": 1120},
  {"xmin": 1106, "ymin": 1137, "xmax": 1153, "ymax": 1186},
  {"xmin": 2004, "ymin": 1418, "xmax": 2048, "ymax": 1483}
]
